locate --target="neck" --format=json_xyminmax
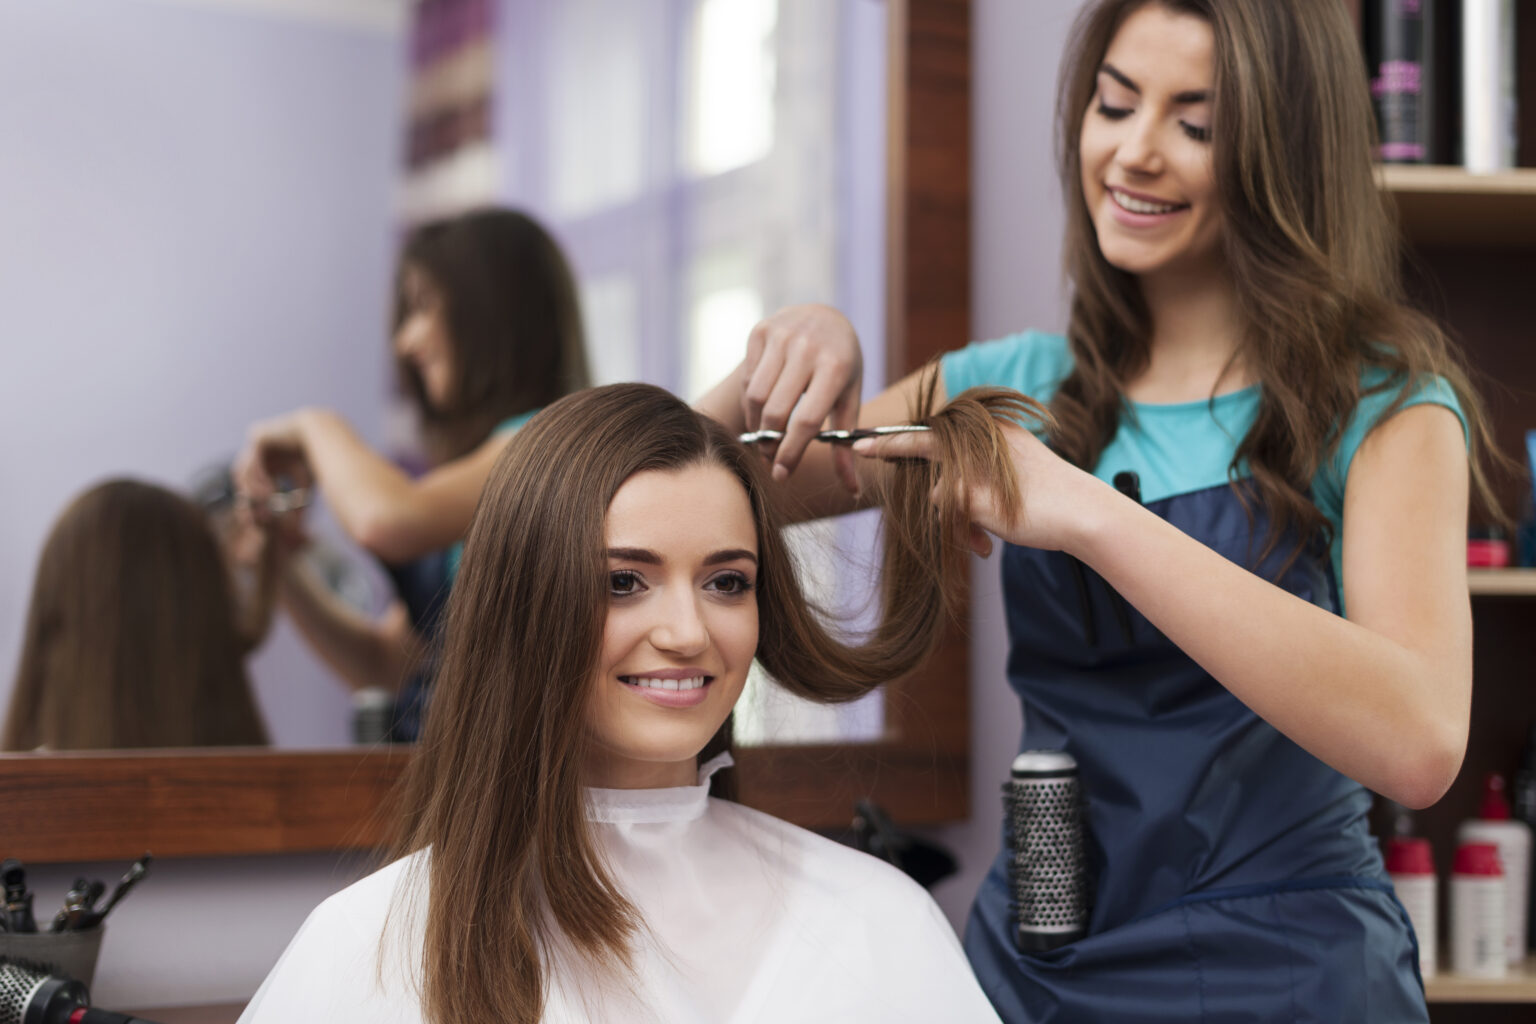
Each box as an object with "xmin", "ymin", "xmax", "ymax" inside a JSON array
[
  {"xmin": 1128, "ymin": 259, "xmax": 1249, "ymax": 403},
  {"xmin": 584, "ymin": 750, "xmax": 697, "ymax": 790}
]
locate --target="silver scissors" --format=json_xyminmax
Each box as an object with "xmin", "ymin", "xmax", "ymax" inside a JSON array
[
  {"xmin": 738, "ymin": 425, "xmax": 932, "ymax": 445},
  {"xmin": 234, "ymin": 487, "xmax": 313, "ymax": 514}
]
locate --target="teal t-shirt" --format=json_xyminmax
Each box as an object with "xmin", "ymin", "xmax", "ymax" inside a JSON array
[
  {"xmin": 940, "ymin": 331, "xmax": 1467, "ymax": 611},
  {"xmin": 444, "ymin": 409, "xmax": 540, "ymax": 581}
]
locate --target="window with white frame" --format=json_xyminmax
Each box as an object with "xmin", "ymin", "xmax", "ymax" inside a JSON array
[{"xmin": 494, "ymin": 0, "xmax": 887, "ymax": 742}]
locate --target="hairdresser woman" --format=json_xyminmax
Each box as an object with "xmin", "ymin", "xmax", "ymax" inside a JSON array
[
  {"xmin": 700, "ymin": 2, "xmax": 1494, "ymax": 1020},
  {"xmin": 236, "ymin": 208, "xmax": 589, "ymax": 739}
]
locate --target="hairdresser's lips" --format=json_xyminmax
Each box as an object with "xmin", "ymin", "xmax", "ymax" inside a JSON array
[
  {"xmin": 619, "ymin": 669, "xmax": 715, "ymax": 709},
  {"xmin": 1106, "ymin": 185, "xmax": 1190, "ymax": 228}
]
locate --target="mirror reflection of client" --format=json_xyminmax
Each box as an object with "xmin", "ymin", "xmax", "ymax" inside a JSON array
[
  {"xmin": 234, "ymin": 208, "xmax": 589, "ymax": 742},
  {"xmin": 239, "ymin": 381, "xmax": 1030, "ymax": 1023},
  {"xmin": 2, "ymin": 479, "xmax": 270, "ymax": 750}
]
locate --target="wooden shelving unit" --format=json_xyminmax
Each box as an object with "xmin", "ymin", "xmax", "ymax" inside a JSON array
[
  {"xmin": 1379, "ymin": 165, "xmax": 1536, "ymax": 247},
  {"xmin": 1366, "ymin": 18, "xmax": 1536, "ymax": 1023},
  {"xmin": 1426, "ymin": 958, "xmax": 1536, "ymax": 1004},
  {"xmin": 1467, "ymin": 569, "xmax": 1536, "ymax": 597}
]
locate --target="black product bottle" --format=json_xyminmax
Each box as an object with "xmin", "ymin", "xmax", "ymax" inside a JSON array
[
  {"xmin": 1364, "ymin": 0, "xmax": 1435, "ymax": 163},
  {"xmin": 1514, "ymin": 722, "xmax": 1536, "ymax": 952}
]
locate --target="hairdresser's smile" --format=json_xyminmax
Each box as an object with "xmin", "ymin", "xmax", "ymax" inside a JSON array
[
  {"xmin": 1107, "ymin": 185, "xmax": 1188, "ymax": 218},
  {"xmin": 1080, "ymin": 5, "xmax": 1222, "ymax": 283},
  {"xmin": 586, "ymin": 463, "xmax": 758, "ymax": 789}
]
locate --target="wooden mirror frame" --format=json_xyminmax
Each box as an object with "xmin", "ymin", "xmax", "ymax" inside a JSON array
[{"xmin": 1, "ymin": 0, "xmax": 973, "ymax": 864}]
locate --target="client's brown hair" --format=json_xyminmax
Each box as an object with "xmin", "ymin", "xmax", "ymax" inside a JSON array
[
  {"xmin": 392, "ymin": 379, "xmax": 1045, "ymax": 1024},
  {"xmin": 3, "ymin": 479, "xmax": 269, "ymax": 750}
]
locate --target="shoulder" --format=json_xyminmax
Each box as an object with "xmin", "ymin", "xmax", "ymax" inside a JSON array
[
  {"xmin": 1319, "ymin": 365, "xmax": 1468, "ymax": 492},
  {"xmin": 940, "ymin": 330, "xmax": 1072, "ymax": 403},
  {"xmin": 708, "ymin": 799, "xmax": 946, "ymax": 915},
  {"xmin": 239, "ymin": 854, "xmax": 427, "ymax": 1024},
  {"xmin": 705, "ymin": 801, "xmax": 1002, "ymax": 1022},
  {"xmin": 494, "ymin": 408, "xmax": 540, "ymax": 436}
]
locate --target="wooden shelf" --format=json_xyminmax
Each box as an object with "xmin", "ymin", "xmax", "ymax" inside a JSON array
[
  {"xmin": 1378, "ymin": 165, "xmax": 1536, "ymax": 248},
  {"xmin": 1426, "ymin": 957, "xmax": 1536, "ymax": 1004},
  {"xmin": 1468, "ymin": 569, "xmax": 1536, "ymax": 596}
]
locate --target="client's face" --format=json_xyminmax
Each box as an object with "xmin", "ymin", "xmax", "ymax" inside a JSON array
[{"xmin": 585, "ymin": 461, "xmax": 759, "ymax": 789}]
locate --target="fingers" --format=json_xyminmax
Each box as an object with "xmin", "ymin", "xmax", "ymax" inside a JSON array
[
  {"xmin": 826, "ymin": 379, "xmax": 863, "ymax": 496},
  {"xmin": 772, "ymin": 361, "xmax": 862, "ymax": 482},
  {"xmin": 851, "ymin": 430, "xmax": 936, "ymax": 462},
  {"xmin": 968, "ymin": 524, "xmax": 994, "ymax": 559},
  {"xmin": 740, "ymin": 321, "xmax": 784, "ymax": 432},
  {"xmin": 232, "ymin": 445, "xmax": 275, "ymax": 504},
  {"xmin": 737, "ymin": 305, "xmax": 863, "ymax": 482}
]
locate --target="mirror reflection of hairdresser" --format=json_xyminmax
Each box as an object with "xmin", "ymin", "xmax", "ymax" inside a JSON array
[
  {"xmin": 697, "ymin": 1, "xmax": 1504, "ymax": 1020},
  {"xmin": 234, "ymin": 208, "xmax": 589, "ymax": 742},
  {"xmin": 2, "ymin": 479, "xmax": 271, "ymax": 750},
  {"xmin": 241, "ymin": 382, "xmax": 1018, "ymax": 1023}
]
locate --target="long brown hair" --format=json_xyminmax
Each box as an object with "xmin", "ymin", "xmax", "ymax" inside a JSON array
[
  {"xmin": 394, "ymin": 207, "xmax": 591, "ymax": 462},
  {"xmin": 390, "ymin": 379, "xmax": 1045, "ymax": 1024},
  {"xmin": 3, "ymin": 479, "xmax": 269, "ymax": 750},
  {"xmin": 1053, "ymin": 0, "xmax": 1501, "ymax": 554}
]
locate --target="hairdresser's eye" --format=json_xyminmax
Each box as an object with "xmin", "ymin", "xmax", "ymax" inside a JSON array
[
  {"xmin": 706, "ymin": 571, "xmax": 755, "ymax": 597},
  {"xmin": 609, "ymin": 570, "xmax": 645, "ymax": 597},
  {"xmin": 1180, "ymin": 121, "xmax": 1211, "ymax": 143},
  {"xmin": 1095, "ymin": 101, "xmax": 1132, "ymax": 121}
]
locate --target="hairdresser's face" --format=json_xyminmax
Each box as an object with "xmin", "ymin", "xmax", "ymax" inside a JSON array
[
  {"xmin": 393, "ymin": 264, "xmax": 456, "ymax": 410},
  {"xmin": 586, "ymin": 462, "xmax": 759, "ymax": 789},
  {"xmin": 1079, "ymin": 5, "xmax": 1221, "ymax": 283}
]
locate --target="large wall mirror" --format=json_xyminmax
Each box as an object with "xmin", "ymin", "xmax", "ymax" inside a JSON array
[{"xmin": 1, "ymin": 0, "xmax": 971, "ymax": 862}]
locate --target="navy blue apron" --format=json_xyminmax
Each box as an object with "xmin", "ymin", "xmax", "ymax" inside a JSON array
[{"xmin": 964, "ymin": 481, "xmax": 1428, "ymax": 1023}]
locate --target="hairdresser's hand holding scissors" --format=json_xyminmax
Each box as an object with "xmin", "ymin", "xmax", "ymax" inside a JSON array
[
  {"xmin": 853, "ymin": 419, "xmax": 1116, "ymax": 560},
  {"xmin": 234, "ymin": 412, "xmax": 316, "ymax": 520},
  {"xmin": 726, "ymin": 303, "xmax": 864, "ymax": 492}
]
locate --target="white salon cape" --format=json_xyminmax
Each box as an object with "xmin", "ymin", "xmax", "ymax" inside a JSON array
[{"xmin": 240, "ymin": 755, "xmax": 1001, "ymax": 1023}]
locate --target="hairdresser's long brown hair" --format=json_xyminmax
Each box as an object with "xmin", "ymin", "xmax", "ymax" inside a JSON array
[
  {"xmin": 2, "ymin": 480, "xmax": 269, "ymax": 750},
  {"xmin": 395, "ymin": 207, "xmax": 591, "ymax": 462},
  {"xmin": 390, "ymin": 380, "xmax": 1045, "ymax": 1024},
  {"xmin": 1054, "ymin": 0, "xmax": 1502, "ymax": 554}
]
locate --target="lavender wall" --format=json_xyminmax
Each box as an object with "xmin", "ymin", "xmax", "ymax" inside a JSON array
[
  {"xmin": 0, "ymin": 0, "xmax": 405, "ymax": 748},
  {"xmin": 916, "ymin": 0, "xmax": 1078, "ymax": 935}
]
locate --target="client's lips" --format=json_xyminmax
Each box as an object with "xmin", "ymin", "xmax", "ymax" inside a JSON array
[{"xmin": 620, "ymin": 672, "xmax": 714, "ymax": 709}]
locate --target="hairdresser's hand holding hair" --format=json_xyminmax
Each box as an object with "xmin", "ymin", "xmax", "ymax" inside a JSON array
[
  {"xmin": 233, "ymin": 209, "xmax": 589, "ymax": 735},
  {"xmin": 239, "ymin": 383, "xmax": 1014, "ymax": 1024},
  {"xmin": 857, "ymin": 391, "xmax": 1113, "ymax": 560},
  {"xmin": 700, "ymin": 2, "xmax": 1499, "ymax": 1020}
]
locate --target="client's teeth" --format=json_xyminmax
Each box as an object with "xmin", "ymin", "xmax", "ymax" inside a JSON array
[{"xmin": 624, "ymin": 675, "xmax": 708, "ymax": 691}]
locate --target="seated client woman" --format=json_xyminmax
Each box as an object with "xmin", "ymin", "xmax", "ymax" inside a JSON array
[{"xmin": 240, "ymin": 381, "xmax": 1029, "ymax": 1023}]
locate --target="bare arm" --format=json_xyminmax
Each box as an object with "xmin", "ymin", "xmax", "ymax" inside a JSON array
[
  {"xmin": 277, "ymin": 556, "xmax": 422, "ymax": 695},
  {"xmin": 235, "ymin": 410, "xmax": 513, "ymax": 564},
  {"xmin": 866, "ymin": 403, "xmax": 1472, "ymax": 808}
]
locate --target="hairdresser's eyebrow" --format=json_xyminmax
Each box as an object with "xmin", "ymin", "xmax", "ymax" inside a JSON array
[
  {"xmin": 704, "ymin": 548, "xmax": 757, "ymax": 567},
  {"xmin": 1099, "ymin": 63, "xmax": 1209, "ymax": 104}
]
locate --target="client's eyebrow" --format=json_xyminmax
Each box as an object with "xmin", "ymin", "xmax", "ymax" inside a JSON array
[
  {"xmin": 607, "ymin": 547, "xmax": 661, "ymax": 565},
  {"xmin": 606, "ymin": 547, "xmax": 758, "ymax": 566},
  {"xmin": 1099, "ymin": 63, "xmax": 1209, "ymax": 104},
  {"xmin": 704, "ymin": 548, "xmax": 757, "ymax": 567}
]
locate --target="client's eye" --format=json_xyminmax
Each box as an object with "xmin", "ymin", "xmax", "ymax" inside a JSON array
[
  {"xmin": 609, "ymin": 570, "xmax": 644, "ymax": 596},
  {"xmin": 706, "ymin": 571, "xmax": 755, "ymax": 597}
]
